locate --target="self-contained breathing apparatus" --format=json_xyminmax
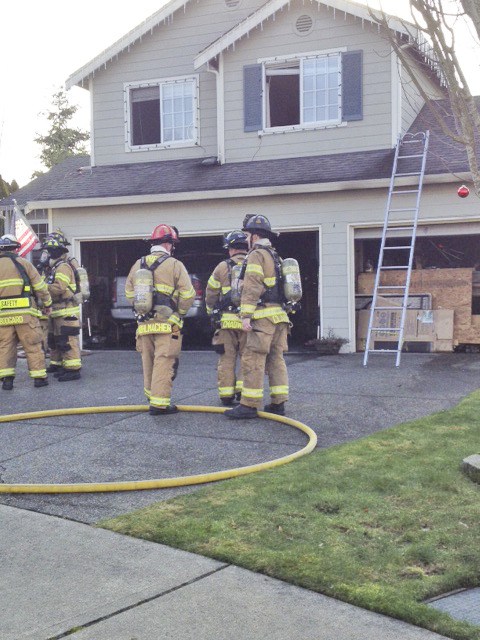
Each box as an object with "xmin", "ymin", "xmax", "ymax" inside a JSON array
[
  {"xmin": 210, "ymin": 257, "xmax": 240, "ymax": 330},
  {"xmin": 38, "ymin": 242, "xmax": 90, "ymax": 304},
  {"xmin": 42, "ymin": 257, "xmax": 90, "ymax": 304},
  {"xmin": 133, "ymin": 255, "xmax": 176, "ymax": 322},
  {"xmin": 232, "ymin": 246, "xmax": 302, "ymax": 312}
]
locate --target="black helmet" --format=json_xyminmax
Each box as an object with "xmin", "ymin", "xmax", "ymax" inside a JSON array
[
  {"xmin": 242, "ymin": 213, "xmax": 255, "ymax": 228},
  {"xmin": 223, "ymin": 230, "xmax": 248, "ymax": 250},
  {"xmin": 48, "ymin": 229, "xmax": 71, "ymax": 246},
  {"xmin": 242, "ymin": 214, "xmax": 278, "ymax": 238},
  {"xmin": 42, "ymin": 237, "xmax": 68, "ymax": 252},
  {"xmin": 0, "ymin": 234, "xmax": 21, "ymax": 251}
]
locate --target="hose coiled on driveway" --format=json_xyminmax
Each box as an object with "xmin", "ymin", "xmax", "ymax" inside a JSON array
[{"xmin": 0, "ymin": 405, "xmax": 317, "ymax": 494}]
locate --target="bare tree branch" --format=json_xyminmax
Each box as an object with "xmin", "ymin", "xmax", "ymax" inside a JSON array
[{"xmin": 369, "ymin": 1, "xmax": 480, "ymax": 196}]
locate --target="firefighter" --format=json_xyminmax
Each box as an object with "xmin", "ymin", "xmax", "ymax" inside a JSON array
[
  {"xmin": 206, "ymin": 230, "xmax": 249, "ymax": 406},
  {"xmin": 43, "ymin": 236, "xmax": 82, "ymax": 381},
  {"xmin": 36, "ymin": 230, "xmax": 80, "ymax": 355},
  {"xmin": 225, "ymin": 215, "xmax": 290, "ymax": 419},
  {"xmin": 0, "ymin": 234, "xmax": 52, "ymax": 390},
  {"xmin": 125, "ymin": 224, "xmax": 195, "ymax": 415}
]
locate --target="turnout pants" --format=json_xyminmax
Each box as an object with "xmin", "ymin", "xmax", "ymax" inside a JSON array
[
  {"xmin": 48, "ymin": 316, "xmax": 81, "ymax": 371},
  {"xmin": 137, "ymin": 330, "xmax": 182, "ymax": 408},
  {"xmin": 0, "ymin": 319, "xmax": 47, "ymax": 380},
  {"xmin": 240, "ymin": 318, "xmax": 289, "ymax": 409},
  {"xmin": 213, "ymin": 328, "xmax": 247, "ymax": 399}
]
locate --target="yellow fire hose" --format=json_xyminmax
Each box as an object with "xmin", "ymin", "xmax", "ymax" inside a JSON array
[{"xmin": 0, "ymin": 405, "xmax": 317, "ymax": 494}]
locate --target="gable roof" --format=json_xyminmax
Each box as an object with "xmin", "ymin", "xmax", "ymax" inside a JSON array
[
  {"xmin": 66, "ymin": 0, "xmax": 415, "ymax": 90},
  {"xmin": 194, "ymin": 0, "xmax": 412, "ymax": 69},
  {"xmin": 0, "ymin": 99, "xmax": 474, "ymax": 211},
  {"xmin": 66, "ymin": 0, "xmax": 188, "ymax": 89}
]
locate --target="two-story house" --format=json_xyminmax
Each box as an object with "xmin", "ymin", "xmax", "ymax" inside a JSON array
[{"xmin": 1, "ymin": 0, "xmax": 478, "ymax": 351}]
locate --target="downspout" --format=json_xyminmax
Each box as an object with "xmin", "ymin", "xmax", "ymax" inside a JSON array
[{"xmin": 207, "ymin": 54, "xmax": 225, "ymax": 165}]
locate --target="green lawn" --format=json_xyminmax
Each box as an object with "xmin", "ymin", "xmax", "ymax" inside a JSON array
[{"xmin": 101, "ymin": 392, "xmax": 480, "ymax": 640}]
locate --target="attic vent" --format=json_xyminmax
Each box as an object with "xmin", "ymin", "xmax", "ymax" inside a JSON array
[
  {"xmin": 295, "ymin": 14, "xmax": 313, "ymax": 35},
  {"xmin": 225, "ymin": 0, "xmax": 240, "ymax": 7}
]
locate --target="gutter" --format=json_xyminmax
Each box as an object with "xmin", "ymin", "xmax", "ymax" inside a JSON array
[{"xmin": 26, "ymin": 171, "xmax": 470, "ymax": 211}]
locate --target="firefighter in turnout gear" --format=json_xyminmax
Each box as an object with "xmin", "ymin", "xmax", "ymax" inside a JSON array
[
  {"xmin": 43, "ymin": 236, "xmax": 82, "ymax": 381},
  {"xmin": 0, "ymin": 234, "xmax": 52, "ymax": 390},
  {"xmin": 125, "ymin": 224, "xmax": 195, "ymax": 415},
  {"xmin": 35, "ymin": 230, "xmax": 75, "ymax": 355},
  {"xmin": 225, "ymin": 215, "xmax": 290, "ymax": 419},
  {"xmin": 206, "ymin": 230, "xmax": 248, "ymax": 406}
]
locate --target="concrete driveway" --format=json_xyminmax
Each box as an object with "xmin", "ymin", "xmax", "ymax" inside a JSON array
[
  {"xmin": 1, "ymin": 349, "xmax": 477, "ymax": 640},
  {"xmin": 1, "ymin": 349, "xmax": 479, "ymax": 523}
]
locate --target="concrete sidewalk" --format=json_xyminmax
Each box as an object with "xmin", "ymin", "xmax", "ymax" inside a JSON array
[
  {"xmin": 2, "ymin": 349, "xmax": 479, "ymax": 638},
  {"xmin": 1, "ymin": 504, "xmax": 448, "ymax": 640}
]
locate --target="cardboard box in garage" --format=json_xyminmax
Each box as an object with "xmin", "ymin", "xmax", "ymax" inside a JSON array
[{"xmin": 357, "ymin": 309, "xmax": 454, "ymax": 351}]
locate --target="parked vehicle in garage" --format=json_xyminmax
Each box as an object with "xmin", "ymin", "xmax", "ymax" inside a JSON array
[{"xmin": 105, "ymin": 273, "xmax": 211, "ymax": 346}]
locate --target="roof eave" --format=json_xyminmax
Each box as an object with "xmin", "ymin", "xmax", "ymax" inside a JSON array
[
  {"xmin": 66, "ymin": 0, "xmax": 189, "ymax": 89},
  {"xmin": 25, "ymin": 171, "xmax": 467, "ymax": 211},
  {"xmin": 194, "ymin": 0, "xmax": 414, "ymax": 69}
]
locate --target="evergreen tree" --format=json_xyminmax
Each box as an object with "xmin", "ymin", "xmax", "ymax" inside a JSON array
[
  {"xmin": 33, "ymin": 90, "xmax": 89, "ymax": 175},
  {"xmin": 0, "ymin": 174, "xmax": 10, "ymax": 199}
]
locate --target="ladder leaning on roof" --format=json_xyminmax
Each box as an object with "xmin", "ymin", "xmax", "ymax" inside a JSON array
[{"xmin": 363, "ymin": 130, "xmax": 430, "ymax": 368}]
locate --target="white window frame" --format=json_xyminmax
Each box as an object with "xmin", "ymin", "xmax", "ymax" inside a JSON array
[
  {"xmin": 259, "ymin": 48, "xmax": 346, "ymax": 134},
  {"xmin": 124, "ymin": 75, "xmax": 199, "ymax": 151}
]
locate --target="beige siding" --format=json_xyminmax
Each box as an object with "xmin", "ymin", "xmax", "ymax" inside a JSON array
[
  {"xmin": 90, "ymin": 0, "xmax": 261, "ymax": 167},
  {"xmin": 52, "ymin": 182, "xmax": 476, "ymax": 349},
  {"xmin": 401, "ymin": 64, "xmax": 425, "ymax": 133},
  {"xmin": 223, "ymin": 2, "xmax": 393, "ymax": 162},
  {"xmin": 400, "ymin": 53, "xmax": 444, "ymax": 133}
]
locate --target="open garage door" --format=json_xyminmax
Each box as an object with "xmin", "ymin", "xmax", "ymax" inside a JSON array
[
  {"xmin": 354, "ymin": 225, "xmax": 480, "ymax": 352},
  {"xmin": 80, "ymin": 230, "xmax": 319, "ymax": 348}
]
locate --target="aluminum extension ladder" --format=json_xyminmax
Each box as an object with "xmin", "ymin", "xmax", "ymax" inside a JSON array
[{"xmin": 363, "ymin": 130, "xmax": 430, "ymax": 367}]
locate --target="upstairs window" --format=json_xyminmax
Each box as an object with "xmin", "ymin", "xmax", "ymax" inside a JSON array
[
  {"xmin": 265, "ymin": 53, "xmax": 341, "ymax": 129},
  {"xmin": 125, "ymin": 76, "xmax": 198, "ymax": 150},
  {"xmin": 244, "ymin": 50, "xmax": 362, "ymax": 133}
]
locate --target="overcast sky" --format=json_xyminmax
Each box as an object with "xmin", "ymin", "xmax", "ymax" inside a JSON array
[{"xmin": 1, "ymin": 0, "xmax": 479, "ymax": 187}]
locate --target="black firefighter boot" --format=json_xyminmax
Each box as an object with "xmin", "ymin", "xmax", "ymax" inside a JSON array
[
  {"xmin": 58, "ymin": 370, "xmax": 81, "ymax": 382},
  {"xmin": 264, "ymin": 402, "xmax": 286, "ymax": 416},
  {"xmin": 34, "ymin": 378, "xmax": 49, "ymax": 388},
  {"xmin": 2, "ymin": 376, "xmax": 14, "ymax": 391},
  {"xmin": 149, "ymin": 405, "xmax": 179, "ymax": 416},
  {"xmin": 47, "ymin": 364, "xmax": 63, "ymax": 374},
  {"xmin": 225, "ymin": 403, "xmax": 258, "ymax": 419},
  {"xmin": 221, "ymin": 396, "xmax": 238, "ymax": 406}
]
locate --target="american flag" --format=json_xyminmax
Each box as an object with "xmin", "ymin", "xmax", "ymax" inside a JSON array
[{"xmin": 11, "ymin": 202, "xmax": 39, "ymax": 257}]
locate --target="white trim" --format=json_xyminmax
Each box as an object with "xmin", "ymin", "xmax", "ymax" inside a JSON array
[
  {"xmin": 317, "ymin": 224, "xmax": 323, "ymax": 340},
  {"xmin": 391, "ymin": 49, "xmax": 402, "ymax": 146},
  {"xmin": 88, "ymin": 78, "xmax": 96, "ymax": 167},
  {"xmin": 207, "ymin": 55, "xmax": 225, "ymax": 164},
  {"xmin": 346, "ymin": 224, "xmax": 356, "ymax": 352},
  {"xmin": 195, "ymin": 0, "xmax": 287, "ymax": 70},
  {"xmin": 26, "ymin": 171, "xmax": 470, "ymax": 211},
  {"xmin": 70, "ymin": 223, "xmax": 321, "ymax": 244},
  {"xmin": 259, "ymin": 47, "xmax": 347, "ymax": 64},
  {"xmin": 353, "ymin": 215, "xmax": 480, "ymax": 238},
  {"xmin": 66, "ymin": 0, "xmax": 189, "ymax": 88},
  {"xmin": 124, "ymin": 75, "xmax": 199, "ymax": 151},
  {"xmin": 194, "ymin": 0, "xmax": 413, "ymax": 69},
  {"xmin": 260, "ymin": 121, "xmax": 347, "ymax": 135},
  {"xmin": 260, "ymin": 49, "xmax": 343, "ymax": 133}
]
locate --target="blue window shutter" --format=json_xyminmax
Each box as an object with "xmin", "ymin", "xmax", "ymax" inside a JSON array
[
  {"xmin": 342, "ymin": 50, "xmax": 363, "ymax": 121},
  {"xmin": 244, "ymin": 64, "xmax": 263, "ymax": 132}
]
